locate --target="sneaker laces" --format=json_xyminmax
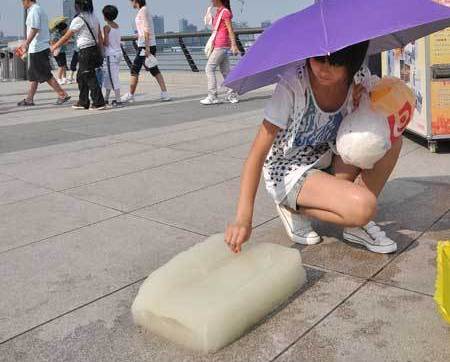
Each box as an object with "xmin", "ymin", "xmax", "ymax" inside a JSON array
[{"xmin": 363, "ymin": 221, "xmax": 390, "ymax": 245}]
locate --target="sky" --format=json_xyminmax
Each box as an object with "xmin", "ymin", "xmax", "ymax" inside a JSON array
[{"xmin": 1, "ymin": 0, "xmax": 313, "ymax": 37}]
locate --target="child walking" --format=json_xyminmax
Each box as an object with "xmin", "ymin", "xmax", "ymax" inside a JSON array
[
  {"xmin": 51, "ymin": 22, "xmax": 69, "ymax": 85},
  {"xmin": 51, "ymin": 0, "xmax": 106, "ymax": 110},
  {"xmin": 102, "ymin": 5, "xmax": 123, "ymax": 108},
  {"xmin": 225, "ymin": 41, "xmax": 403, "ymax": 255}
]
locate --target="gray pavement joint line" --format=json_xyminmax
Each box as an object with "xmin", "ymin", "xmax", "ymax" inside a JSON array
[
  {"xmin": 270, "ymin": 280, "xmax": 370, "ymax": 362},
  {"xmin": 0, "ymin": 213, "xmax": 125, "ymax": 256},
  {"xmin": 399, "ymin": 145, "xmax": 422, "ymax": 159},
  {"xmin": 115, "ymin": 124, "xmax": 258, "ymax": 149},
  {"xmin": 0, "ymin": 139, "xmax": 125, "ymax": 167},
  {"xmin": 369, "ymin": 279, "xmax": 434, "ymax": 298},
  {"xmin": 0, "ymin": 277, "xmax": 147, "ymax": 346},
  {"xmin": 51, "ymin": 152, "xmax": 207, "ymax": 193},
  {"xmin": 127, "ymin": 175, "xmax": 241, "ymax": 214},
  {"xmin": 301, "ymin": 262, "xmax": 368, "ymax": 282},
  {"xmin": 369, "ymin": 207, "xmax": 450, "ymax": 282},
  {"xmin": 130, "ymin": 213, "xmax": 209, "ymax": 237}
]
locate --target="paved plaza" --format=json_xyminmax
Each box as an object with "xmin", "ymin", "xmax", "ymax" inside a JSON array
[{"xmin": 0, "ymin": 71, "xmax": 449, "ymax": 361}]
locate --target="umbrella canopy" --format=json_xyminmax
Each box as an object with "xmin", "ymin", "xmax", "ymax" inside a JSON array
[
  {"xmin": 224, "ymin": 0, "xmax": 450, "ymax": 95},
  {"xmin": 49, "ymin": 16, "xmax": 68, "ymax": 32}
]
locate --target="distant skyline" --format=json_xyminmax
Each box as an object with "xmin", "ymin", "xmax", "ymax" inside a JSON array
[{"xmin": 0, "ymin": 0, "xmax": 313, "ymax": 37}]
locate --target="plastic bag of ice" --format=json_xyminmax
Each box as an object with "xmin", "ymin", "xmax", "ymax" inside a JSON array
[{"xmin": 337, "ymin": 97, "xmax": 391, "ymax": 170}]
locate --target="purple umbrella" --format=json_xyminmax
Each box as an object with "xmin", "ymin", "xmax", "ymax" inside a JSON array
[{"xmin": 224, "ymin": 0, "xmax": 450, "ymax": 94}]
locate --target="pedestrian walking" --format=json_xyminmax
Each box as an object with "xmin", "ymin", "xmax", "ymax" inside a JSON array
[
  {"xmin": 51, "ymin": 21, "xmax": 69, "ymax": 85},
  {"xmin": 121, "ymin": 0, "xmax": 171, "ymax": 103},
  {"xmin": 102, "ymin": 5, "xmax": 123, "ymax": 108},
  {"xmin": 17, "ymin": 0, "xmax": 71, "ymax": 107},
  {"xmin": 200, "ymin": 0, "xmax": 239, "ymax": 105},
  {"xmin": 51, "ymin": 0, "xmax": 106, "ymax": 110}
]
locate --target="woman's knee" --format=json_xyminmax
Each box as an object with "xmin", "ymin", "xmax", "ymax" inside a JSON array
[{"xmin": 345, "ymin": 190, "xmax": 377, "ymax": 227}]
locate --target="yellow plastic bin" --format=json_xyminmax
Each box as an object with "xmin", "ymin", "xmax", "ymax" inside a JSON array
[{"xmin": 435, "ymin": 241, "xmax": 450, "ymax": 324}]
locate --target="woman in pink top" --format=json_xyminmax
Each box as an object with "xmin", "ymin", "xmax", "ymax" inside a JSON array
[{"xmin": 201, "ymin": 0, "xmax": 240, "ymax": 105}]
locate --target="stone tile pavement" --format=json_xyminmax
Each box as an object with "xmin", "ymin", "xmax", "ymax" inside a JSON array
[{"xmin": 0, "ymin": 72, "xmax": 449, "ymax": 361}]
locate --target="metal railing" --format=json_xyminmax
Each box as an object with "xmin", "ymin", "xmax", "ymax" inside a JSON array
[{"xmin": 120, "ymin": 28, "xmax": 264, "ymax": 73}]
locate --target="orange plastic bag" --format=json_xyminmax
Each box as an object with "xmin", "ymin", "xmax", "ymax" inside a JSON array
[
  {"xmin": 435, "ymin": 241, "xmax": 450, "ymax": 324},
  {"xmin": 370, "ymin": 77, "xmax": 416, "ymax": 143}
]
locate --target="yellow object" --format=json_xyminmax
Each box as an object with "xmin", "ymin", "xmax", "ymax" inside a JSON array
[
  {"xmin": 435, "ymin": 241, "xmax": 450, "ymax": 324},
  {"xmin": 49, "ymin": 16, "xmax": 68, "ymax": 32},
  {"xmin": 370, "ymin": 77, "xmax": 417, "ymax": 142}
]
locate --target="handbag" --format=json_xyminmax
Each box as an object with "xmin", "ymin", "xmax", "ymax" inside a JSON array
[
  {"xmin": 79, "ymin": 15, "xmax": 104, "ymax": 69},
  {"xmin": 204, "ymin": 9, "xmax": 226, "ymax": 58}
]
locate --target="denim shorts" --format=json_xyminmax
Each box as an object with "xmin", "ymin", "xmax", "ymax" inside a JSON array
[{"xmin": 280, "ymin": 166, "xmax": 335, "ymax": 211}]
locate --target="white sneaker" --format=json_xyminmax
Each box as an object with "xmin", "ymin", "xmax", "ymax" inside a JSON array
[
  {"xmin": 227, "ymin": 93, "xmax": 239, "ymax": 104},
  {"xmin": 200, "ymin": 95, "xmax": 221, "ymax": 105},
  {"xmin": 57, "ymin": 78, "xmax": 66, "ymax": 85},
  {"xmin": 121, "ymin": 93, "xmax": 135, "ymax": 103},
  {"xmin": 276, "ymin": 205, "xmax": 321, "ymax": 245},
  {"xmin": 160, "ymin": 91, "xmax": 171, "ymax": 102},
  {"xmin": 343, "ymin": 221, "xmax": 397, "ymax": 254}
]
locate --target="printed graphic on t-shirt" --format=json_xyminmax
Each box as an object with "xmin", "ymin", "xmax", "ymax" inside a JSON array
[{"xmin": 294, "ymin": 92, "xmax": 344, "ymax": 147}]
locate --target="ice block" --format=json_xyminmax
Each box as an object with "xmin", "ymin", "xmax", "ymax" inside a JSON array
[{"xmin": 132, "ymin": 234, "xmax": 306, "ymax": 353}]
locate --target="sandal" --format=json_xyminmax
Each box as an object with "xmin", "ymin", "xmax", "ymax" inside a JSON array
[{"xmin": 17, "ymin": 99, "xmax": 35, "ymax": 106}]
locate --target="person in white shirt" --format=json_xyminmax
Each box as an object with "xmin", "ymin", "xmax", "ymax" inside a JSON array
[
  {"xmin": 17, "ymin": 0, "xmax": 70, "ymax": 106},
  {"xmin": 102, "ymin": 5, "xmax": 123, "ymax": 108},
  {"xmin": 51, "ymin": 0, "xmax": 106, "ymax": 110},
  {"xmin": 121, "ymin": 0, "xmax": 171, "ymax": 103}
]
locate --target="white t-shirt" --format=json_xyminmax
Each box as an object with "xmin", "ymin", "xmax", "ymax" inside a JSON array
[
  {"xmin": 135, "ymin": 6, "xmax": 156, "ymax": 47},
  {"xmin": 26, "ymin": 4, "xmax": 50, "ymax": 53},
  {"xmin": 263, "ymin": 64, "xmax": 372, "ymax": 203},
  {"xmin": 104, "ymin": 26, "xmax": 122, "ymax": 56},
  {"xmin": 70, "ymin": 12, "xmax": 100, "ymax": 50}
]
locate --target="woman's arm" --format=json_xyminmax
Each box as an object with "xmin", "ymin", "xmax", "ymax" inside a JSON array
[
  {"xmin": 51, "ymin": 29, "xmax": 75, "ymax": 51},
  {"xmin": 224, "ymin": 19, "xmax": 239, "ymax": 55},
  {"xmin": 103, "ymin": 25, "xmax": 110, "ymax": 47},
  {"xmin": 225, "ymin": 120, "xmax": 280, "ymax": 253},
  {"xmin": 97, "ymin": 24, "xmax": 104, "ymax": 51}
]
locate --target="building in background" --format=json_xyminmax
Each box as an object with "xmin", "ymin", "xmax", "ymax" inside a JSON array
[
  {"xmin": 153, "ymin": 15, "xmax": 165, "ymax": 35},
  {"xmin": 63, "ymin": 0, "xmax": 76, "ymax": 20},
  {"xmin": 153, "ymin": 15, "xmax": 165, "ymax": 48},
  {"xmin": 261, "ymin": 20, "xmax": 272, "ymax": 28},
  {"xmin": 179, "ymin": 18, "xmax": 198, "ymax": 33},
  {"xmin": 179, "ymin": 18, "xmax": 199, "ymax": 46}
]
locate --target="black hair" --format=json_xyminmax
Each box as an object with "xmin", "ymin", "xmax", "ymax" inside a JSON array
[
  {"xmin": 55, "ymin": 22, "xmax": 68, "ymax": 32},
  {"xmin": 312, "ymin": 40, "xmax": 370, "ymax": 83},
  {"xmin": 75, "ymin": 0, "xmax": 94, "ymax": 13},
  {"xmin": 133, "ymin": 0, "xmax": 146, "ymax": 7},
  {"xmin": 222, "ymin": 0, "xmax": 232, "ymax": 11},
  {"xmin": 103, "ymin": 5, "xmax": 118, "ymax": 21}
]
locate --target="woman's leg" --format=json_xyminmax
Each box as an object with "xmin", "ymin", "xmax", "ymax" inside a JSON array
[
  {"xmin": 297, "ymin": 172, "xmax": 377, "ymax": 227},
  {"xmin": 298, "ymin": 138, "xmax": 403, "ymax": 227},
  {"xmin": 205, "ymin": 49, "xmax": 223, "ymax": 98}
]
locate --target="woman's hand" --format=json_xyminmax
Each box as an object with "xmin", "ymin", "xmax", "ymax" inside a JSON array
[
  {"xmin": 231, "ymin": 44, "xmax": 240, "ymax": 56},
  {"xmin": 225, "ymin": 220, "xmax": 252, "ymax": 254},
  {"xmin": 352, "ymin": 83, "xmax": 366, "ymax": 109},
  {"xmin": 50, "ymin": 44, "xmax": 58, "ymax": 54}
]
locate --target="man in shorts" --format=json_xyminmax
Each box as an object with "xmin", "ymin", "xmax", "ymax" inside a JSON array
[{"xmin": 18, "ymin": 0, "xmax": 70, "ymax": 106}]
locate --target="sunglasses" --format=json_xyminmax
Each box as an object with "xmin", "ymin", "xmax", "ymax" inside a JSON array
[{"xmin": 313, "ymin": 55, "xmax": 346, "ymax": 67}]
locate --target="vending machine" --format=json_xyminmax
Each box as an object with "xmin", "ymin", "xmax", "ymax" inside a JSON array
[{"xmin": 382, "ymin": 27, "xmax": 450, "ymax": 152}]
